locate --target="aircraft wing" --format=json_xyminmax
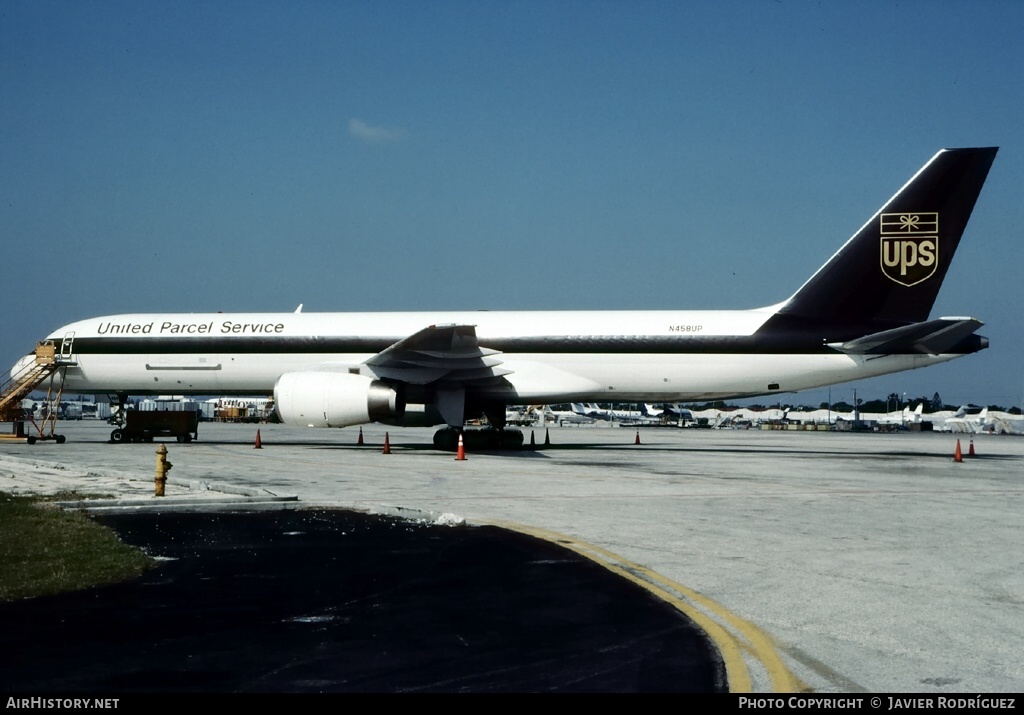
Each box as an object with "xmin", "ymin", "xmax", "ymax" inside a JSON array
[
  {"xmin": 363, "ymin": 324, "xmax": 511, "ymax": 386},
  {"xmin": 830, "ymin": 318, "xmax": 984, "ymax": 356}
]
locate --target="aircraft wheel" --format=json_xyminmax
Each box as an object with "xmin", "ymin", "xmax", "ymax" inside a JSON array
[
  {"xmin": 56, "ymin": 435, "xmax": 66, "ymax": 444},
  {"xmin": 26, "ymin": 435, "xmax": 37, "ymax": 445},
  {"xmin": 110, "ymin": 429, "xmax": 125, "ymax": 443},
  {"xmin": 432, "ymin": 427, "xmax": 460, "ymax": 451},
  {"xmin": 497, "ymin": 428, "xmax": 524, "ymax": 448}
]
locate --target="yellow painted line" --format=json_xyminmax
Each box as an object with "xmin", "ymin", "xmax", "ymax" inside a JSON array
[{"xmin": 485, "ymin": 519, "xmax": 808, "ymax": 693}]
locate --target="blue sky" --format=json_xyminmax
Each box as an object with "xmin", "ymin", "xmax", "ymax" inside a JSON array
[{"xmin": 2, "ymin": 1, "xmax": 1021, "ymax": 408}]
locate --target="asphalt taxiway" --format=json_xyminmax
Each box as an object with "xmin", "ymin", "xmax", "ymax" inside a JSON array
[
  {"xmin": 1, "ymin": 421, "xmax": 1022, "ymax": 692},
  {"xmin": 0, "ymin": 508, "xmax": 723, "ymax": 692}
]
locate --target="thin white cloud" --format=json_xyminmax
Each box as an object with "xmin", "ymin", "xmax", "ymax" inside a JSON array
[{"xmin": 348, "ymin": 118, "xmax": 409, "ymax": 143}]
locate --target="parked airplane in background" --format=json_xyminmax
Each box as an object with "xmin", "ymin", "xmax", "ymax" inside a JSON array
[
  {"xmin": 651, "ymin": 404, "xmax": 696, "ymax": 424},
  {"xmin": 571, "ymin": 403, "xmax": 650, "ymax": 423},
  {"xmin": 643, "ymin": 404, "xmax": 665, "ymax": 418},
  {"xmin": 877, "ymin": 403, "xmax": 925, "ymax": 427},
  {"xmin": 937, "ymin": 406, "xmax": 1024, "ymax": 435},
  {"xmin": 543, "ymin": 405, "xmax": 596, "ymax": 426},
  {"xmin": 943, "ymin": 405, "xmax": 989, "ymax": 433},
  {"xmin": 12, "ymin": 148, "xmax": 997, "ymax": 441}
]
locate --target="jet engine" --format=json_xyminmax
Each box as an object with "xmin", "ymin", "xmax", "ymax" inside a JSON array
[{"xmin": 274, "ymin": 372, "xmax": 401, "ymax": 428}]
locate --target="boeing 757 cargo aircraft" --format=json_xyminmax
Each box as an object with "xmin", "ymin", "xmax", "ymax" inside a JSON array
[{"xmin": 14, "ymin": 148, "xmax": 997, "ymax": 439}]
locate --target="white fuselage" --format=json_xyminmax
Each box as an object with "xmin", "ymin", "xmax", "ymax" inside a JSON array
[{"xmin": 33, "ymin": 308, "xmax": 960, "ymax": 404}]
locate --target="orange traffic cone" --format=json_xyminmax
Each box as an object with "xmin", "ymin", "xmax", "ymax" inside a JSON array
[
  {"xmin": 358, "ymin": 427, "xmax": 364, "ymax": 446},
  {"xmin": 254, "ymin": 429, "xmax": 262, "ymax": 449},
  {"xmin": 544, "ymin": 428, "xmax": 550, "ymax": 446},
  {"xmin": 954, "ymin": 439, "xmax": 963, "ymax": 463},
  {"xmin": 455, "ymin": 433, "xmax": 466, "ymax": 461},
  {"xmin": 530, "ymin": 430, "xmax": 536, "ymax": 447},
  {"xmin": 382, "ymin": 432, "xmax": 391, "ymax": 455},
  {"xmin": 635, "ymin": 429, "xmax": 641, "ymax": 445},
  {"xmin": 969, "ymin": 438, "xmax": 976, "ymax": 457}
]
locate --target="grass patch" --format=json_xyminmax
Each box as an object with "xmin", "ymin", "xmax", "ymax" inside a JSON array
[{"xmin": 0, "ymin": 491, "xmax": 154, "ymax": 602}]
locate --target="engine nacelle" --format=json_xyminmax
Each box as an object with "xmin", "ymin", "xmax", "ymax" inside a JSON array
[{"xmin": 274, "ymin": 372, "xmax": 401, "ymax": 428}]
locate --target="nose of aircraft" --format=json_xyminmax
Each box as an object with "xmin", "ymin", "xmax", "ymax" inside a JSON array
[{"xmin": 9, "ymin": 353, "xmax": 35, "ymax": 382}]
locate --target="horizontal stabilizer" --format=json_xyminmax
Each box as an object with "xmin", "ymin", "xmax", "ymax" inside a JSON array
[{"xmin": 830, "ymin": 318, "xmax": 983, "ymax": 355}]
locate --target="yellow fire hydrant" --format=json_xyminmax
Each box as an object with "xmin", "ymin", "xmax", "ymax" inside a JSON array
[{"xmin": 155, "ymin": 443, "xmax": 172, "ymax": 497}]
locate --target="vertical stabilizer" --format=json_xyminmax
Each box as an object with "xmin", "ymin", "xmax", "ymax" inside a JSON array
[{"xmin": 778, "ymin": 148, "xmax": 997, "ymax": 327}]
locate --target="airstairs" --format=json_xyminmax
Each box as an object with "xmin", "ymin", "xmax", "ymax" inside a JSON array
[{"xmin": 0, "ymin": 340, "xmax": 76, "ymax": 444}]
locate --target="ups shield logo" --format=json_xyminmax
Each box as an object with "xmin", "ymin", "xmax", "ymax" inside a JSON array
[{"xmin": 880, "ymin": 212, "xmax": 938, "ymax": 287}]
